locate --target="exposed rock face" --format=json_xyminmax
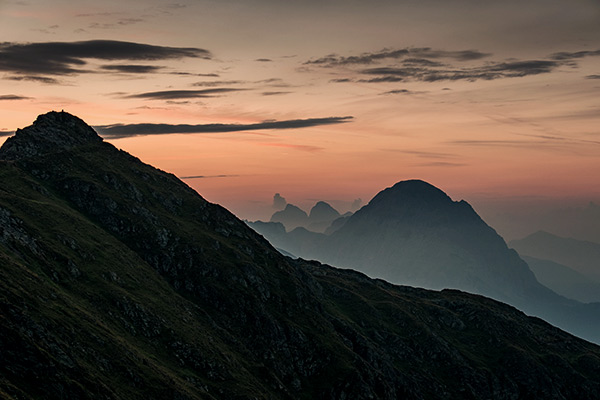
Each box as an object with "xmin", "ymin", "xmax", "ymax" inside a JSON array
[
  {"xmin": 0, "ymin": 111, "xmax": 102, "ymax": 161},
  {"xmin": 2, "ymin": 112, "xmax": 600, "ymax": 399}
]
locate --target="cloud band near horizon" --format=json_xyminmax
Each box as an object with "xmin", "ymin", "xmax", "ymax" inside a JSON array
[{"xmin": 94, "ymin": 116, "xmax": 354, "ymax": 138}]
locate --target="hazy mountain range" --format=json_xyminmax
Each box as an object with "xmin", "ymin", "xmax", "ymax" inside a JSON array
[
  {"xmin": 509, "ymin": 231, "xmax": 600, "ymax": 303},
  {"xmin": 1, "ymin": 111, "xmax": 600, "ymax": 399},
  {"xmin": 270, "ymin": 201, "xmax": 347, "ymax": 233},
  {"xmin": 249, "ymin": 181, "xmax": 600, "ymax": 344},
  {"xmin": 510, "ymin": 231, "xmax": 600, "ymax": 282}
]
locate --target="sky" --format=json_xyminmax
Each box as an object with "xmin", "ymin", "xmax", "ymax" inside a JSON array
[{"xmin": 1, "ymin": 0, "xmax": 599, "ymax": 239}]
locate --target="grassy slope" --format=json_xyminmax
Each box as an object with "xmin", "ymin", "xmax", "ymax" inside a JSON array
[{"xmin": 1, "ymin": 140, "xmax": 600, "ymax": 399}]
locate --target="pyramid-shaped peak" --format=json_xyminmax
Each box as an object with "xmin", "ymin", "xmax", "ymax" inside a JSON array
[{"xmin": 0, "ymin": 111, "xmax": 102, "ymax": 161}]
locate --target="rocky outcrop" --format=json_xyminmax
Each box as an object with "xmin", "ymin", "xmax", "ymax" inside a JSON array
[{"xmin": 0, "ymin": 111, "xmax": 102, "ymax": 161}]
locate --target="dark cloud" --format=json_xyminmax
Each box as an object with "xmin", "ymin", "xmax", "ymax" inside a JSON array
[
  {"xmin": 0, "ymin": 94, "xmax": 31, "ymax": 100},
  {"xmin": 255, "ymin": 58, "xmax": 273, "ymax": 62},
  {"xmin": 307, "ymin": 46, "xmax": 596, "ymax": 84},
  {"xmin": 5, "ymin": 75, "xmax": 60, "ymax": 84},
  {"xmin": 550, "ymin": 49, "xmax": 600, "ymax": 60},
  {"xmin": 360, "ymin": 60, "xmax": 559, "ymax": 82},
  {"xmin": 359, "ymin": 76, "xmax": 405, "ymax": 83},
  {"xmin": 255, "ymin": 78, "xmax": 291, "ymax": 88},
  {"xmin": 305, "ymin": 47, "xmax": 490, "ymax": 66},
  {"xmin": 0, "ymin": 130, "xmax": 15, "ymax": 137},
  {"xmin": 0, "ymin": 40, "xmax": 210, "ymax": 78},
  {"xmin": 95, "ymin": 116, "xmax": 354, "ymax": 139},
  {"xmin": 124, "ymin": 88, "xmax": 244, "ymax": 100},
  {"xmin": 402, "ymin": 58, "xmax": 445, "ymax": 67},
  {"xmin": 273, "ymin": 193, "xmax": 287, "ymax": 210},
  {"xmin": 100, "ymin": 64, "xmax": 164, "ymax": 74},
  {"xmin": 330, "ymin": 78, "xmax": 353, "ymax": 83},
  {"xmin": 169, "ymin": 72, "xmax": 220, "ymax": 77},
  {"xmin": 586, "ymin": 74, "xmax": 600, "ymax": 79}
]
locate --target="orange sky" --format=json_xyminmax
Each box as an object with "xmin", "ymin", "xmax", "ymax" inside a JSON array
[{"xmin": 1, "ymin": 0, "xmax": 599, "ymax": 229}]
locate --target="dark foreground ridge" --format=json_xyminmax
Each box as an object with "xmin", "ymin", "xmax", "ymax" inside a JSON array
[{"xmin": 1, "ymin": 111, "xmax": 600, "ymax": 399}]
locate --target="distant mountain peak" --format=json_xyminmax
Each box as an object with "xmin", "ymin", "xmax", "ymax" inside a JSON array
[
  {"xmin": 361, "ymin": 180, "xmax": 455, "ymax": 220},
  {"xmin": 375, "ymin": 179, "xmax": 451, "ymax": 202},
  {"xmin": 270, "ymin": 203, "xmax": 309, "ymax": 230},
  {"xmin": 309, "ymin": 201, "xmax": 340, "ymax": 221},
  {"xmin": 0, "ymin": 110, "xmax": 102, "ymax": 161}
]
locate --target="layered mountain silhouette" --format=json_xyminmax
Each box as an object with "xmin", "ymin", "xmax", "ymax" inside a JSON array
[
  {"xmin": 250, "ymin": 180, "xmax": 600, "ymax": 344},
  {"xmin": 510, "ymin": 231, "xmax": 600, "ymax": 282},
  {"xmin": 270, "ymin": 203, "xmax": 309, "ymax": 230},
  {"xmin": 269, "ymin": 201, "xmax": 344, "ymax": 233},
  {"xmin": 521, "ymin": 256, "xmax": 600, "ymax": 303},
  {"xmin": 2, "ymin": 111, "xmax": 600, "ymax": 399}
]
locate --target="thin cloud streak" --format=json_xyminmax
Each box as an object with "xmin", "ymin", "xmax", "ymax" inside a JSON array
[
  {"xmin": 418, "ymin": 161, "xmax": 467, "ymax": 167},
  {"xmin": 100, "ymin": 64, "xmax": 164, "ymax": 74},
  {"xmin": 192, "ymin": 80, "xmax": 246, "ymax": 87},
  {"xmin": 261, "ymin": 91, "xmax": 291, "ymax": 96},
  {"xmin": 95, "ymin": 116, "xmax": 354, "ymax": 138},
  {"xmin": 123, "ymin": 88, "xmax": 244, "ymax": 100},
  {"xmin": 550, "ymin": 49, "xmax": 600, "ymax": 60},
  {"xmin": 180, "ymin": 174, "xmax": 239, "ymax": 179},
  {"xmin": 6, "ymin": 75, "xmax": 60, "ymax": 84},
  {"xmin": 0, "ymin": 94, "xmax": 31, "ymax": 100},
  {"xmin": 383, "ymin": 149, "xmax": 458, "ymax": 159}
]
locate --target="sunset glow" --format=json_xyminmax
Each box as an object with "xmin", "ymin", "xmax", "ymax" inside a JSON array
[{"xmin": 1, "ymin": 0, "xmax": 599, "ymax": 232}]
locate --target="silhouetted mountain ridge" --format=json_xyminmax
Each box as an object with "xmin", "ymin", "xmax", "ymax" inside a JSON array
[{"xmin": 2, "ymin": 111, "xmax": 600, "ymax": 399}]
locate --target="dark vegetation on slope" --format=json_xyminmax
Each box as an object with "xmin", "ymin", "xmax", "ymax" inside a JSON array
[{"xmin": 1, "ymin": 111, "xmax": 600, "ymax": 399}]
